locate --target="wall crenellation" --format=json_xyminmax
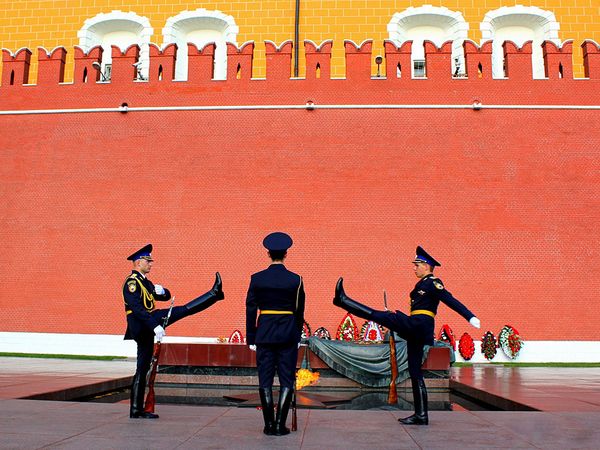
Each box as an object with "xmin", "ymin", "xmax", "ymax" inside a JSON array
[{"xmin": 2, "ymin": 38, "xmax": 600, "ymax": 89}]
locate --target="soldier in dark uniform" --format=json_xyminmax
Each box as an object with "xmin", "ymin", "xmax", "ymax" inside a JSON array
[
  {"xmin": 246, "ymin": 232, "xmax": 305, "ymax": 436},
  {"xmin": 123, "ymin": 244, "xmax": 224, "ymax": 419},
  {"xmin": 333, "ymin": 246, "xmax": 480, "ymax": 425}
]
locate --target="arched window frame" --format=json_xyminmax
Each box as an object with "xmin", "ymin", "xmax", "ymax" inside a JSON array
[
  {"xmin": 162, "ymin": 9, "xmax": 239, "ymax": 81},
  {"xmin": 388, "ymin": 6, "xmax": 469, "ymax": 78},
  {"xmin": 480, "ymin": 6, "xmax": 560, "ymax": 79},
  {"xmin": 78, "ymin": 11, "xmax": 153, "ymax": 80}
]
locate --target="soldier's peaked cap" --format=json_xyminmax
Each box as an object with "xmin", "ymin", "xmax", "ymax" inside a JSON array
[
  {"xmin": 127, "ymin": 244, "xmax": 153, "ymax": 261},
  {"xmin": 263, "ymin": 232, "xmax": 293, "ymax": 251},
  {"xmin": 413, "ymin": 246, "xmax": 441, "ymax": 267}
]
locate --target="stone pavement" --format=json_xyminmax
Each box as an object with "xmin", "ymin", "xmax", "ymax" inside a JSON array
[
  {"xmin": 2, "ymin": 358, "xmax": 600, "ymax": 449},
  {"xmin": 451, "ymin": 365, "xmax": 600, "ymax": 412}
]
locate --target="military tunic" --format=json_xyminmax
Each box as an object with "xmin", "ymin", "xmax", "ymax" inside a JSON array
[{"xmin": 123, "ymin": 270, "xmax": 171, "ymax": 341}]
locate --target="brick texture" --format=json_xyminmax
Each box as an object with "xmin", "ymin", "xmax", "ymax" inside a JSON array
[{"xmin": 0, "ymin": 40, "xmax": 598, "ymax": 343}]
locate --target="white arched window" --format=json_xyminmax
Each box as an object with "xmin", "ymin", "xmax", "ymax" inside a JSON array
[
  {"xmin": 388, "ymin": 6, "xmax": 469, "ymax": 77},
  {"xmin": 78, "ymin": 11, "xmax": 153, "ymax": 80},
  {"xmin": 162, "ymin": 9, "xmax": 239, "ymax": 81},
  {"xmin": 480, "ymin": 6, "xmax": 560, "ymax": 79}
]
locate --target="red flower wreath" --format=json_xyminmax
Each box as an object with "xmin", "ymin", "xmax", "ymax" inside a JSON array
[
  {"xmin": 437, "ymin": 324, "xmax": 456, "ymax": 350},
  {"xmin": 458, "ymin": 332, "xmax": 475, "ymax": 360},
  {"xmin": 336, "ymin": 313, "xmax": 358, "ymax": 341},
  {"xmin": 499, "ymin": 325, "xmax": 524, "ymax": 359}
]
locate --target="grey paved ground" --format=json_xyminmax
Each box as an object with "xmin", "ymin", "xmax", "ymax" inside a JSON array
[{"xmin": 4, "ymin": 399, "xmax": 600, "ymax": 449}]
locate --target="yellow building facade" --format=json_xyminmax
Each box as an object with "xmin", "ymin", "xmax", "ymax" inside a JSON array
[{"xmin": 0, "ymin": 0, "xmax": 599, "ymax": 81}]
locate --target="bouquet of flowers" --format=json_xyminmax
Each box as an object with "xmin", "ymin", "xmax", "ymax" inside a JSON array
[
  {"xmin": 499, "ymin": 325, "xmax": 524, "ymax": 359},
  {"xmin": 437, "ymin": 324, "xmax": 456, "ymax": 350},
  {"xmin": 458, "ymin": 332, "xmax": 475, "ymax": 360},
  {"xmin": 481, "ymin": 331, "xmax": 497, "ymax": 360}
]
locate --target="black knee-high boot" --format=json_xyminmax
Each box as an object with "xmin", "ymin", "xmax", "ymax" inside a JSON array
[
  {"xmin": 259, "ymin": 388, "xmax": 275, "ymax": 435},
  {"xmin": 130, "ymin": 372, "xmax": 159, "ymax": 419},
  {"xmin": 399, "ymin": 378, "xmax": 428, "ymax": 425},
  {"xmin": 274, "ymin": 387, "xmax": 293, "ymax": 436},
  {"xmin": 185, "ymin": 272, "xmax": 224, "ymax": 314},
  {"xmin": 332, "ymin": 277, "xmax": 375, "ymax": 320}
]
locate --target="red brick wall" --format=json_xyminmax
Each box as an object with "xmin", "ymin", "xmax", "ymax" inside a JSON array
[{"xmin": 0, "ymin": 40, "xmax": 598, "ymax": 341}]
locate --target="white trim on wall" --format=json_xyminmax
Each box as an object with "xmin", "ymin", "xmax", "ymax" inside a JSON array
[
  {"xmin": 480, "ymin": 6, "xmax": 560, "ymax": 79},
  {"xmin": 77, "ymin": 10, "xmax": 153, "ymax": 79},
  {"xmin": 1, "ymin": 332, "xmax": 599, "ymax": 363},
  {"xmin": 388, "ymin": 6, "xmax": 469, "ymax": 77},
  {"xmin": 162, "ymin": 9, "xmax": 239, "ymax": 80}
]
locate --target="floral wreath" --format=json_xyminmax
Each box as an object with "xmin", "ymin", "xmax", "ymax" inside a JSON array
[
  {"xmin": 228, "ymin": 329, "xmax": 244, "ymax": 344},
  {"xmin": 313, "ymin": 326, "xmax": 331, "ymax": 340},
  {"xmin": 301, "ymin": 321, "xmax": 312, "ymax": 340},
  {"xmin": 458, "ymin": 332, "xmax": 475, "ymax": 360},
  {"xmin": 437, "ymin": 324, "xmax": 456, "ymax": 350},
  {"xmin": 336, "ymin": 313, "xmax": 358, "ymax": 341},
  {"xmin": 499, "ymin": 325, "xmax": 524, "ymax": 359},
  {"xmin": 359, "ymin": 320, "xmax": 385, "ymax": 342},
  {"xmin": 481, "ymin": 331, "xmax": 497, "ymax": 361}
]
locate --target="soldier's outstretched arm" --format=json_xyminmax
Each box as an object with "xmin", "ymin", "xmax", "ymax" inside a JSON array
[{"xmin": 438, "ymin": 286, "xmax": 480, "ymax": 327}]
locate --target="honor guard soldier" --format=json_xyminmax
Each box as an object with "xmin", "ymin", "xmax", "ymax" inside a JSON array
[
  {"xmin": 123, "ymin": 244, "xmax": 225, "ymax": 419},
  {"xmin": 333, "ymin": 246, "xmax": 480, "ymax": 425},
  {"xmin": 246, "ymin": 232, "xmax": 305, "ymax": 436}
]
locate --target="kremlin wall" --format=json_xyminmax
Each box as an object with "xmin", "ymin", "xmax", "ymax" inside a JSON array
[{"xmin": 0, "ymin": 2, "xmax": 599, "ymax": 362}]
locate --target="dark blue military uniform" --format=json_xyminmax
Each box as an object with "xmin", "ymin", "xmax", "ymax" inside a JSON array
[
  {"xmin": 333, "ymin": 246, "xmax": 478, "ymax": 426},
  {"xmin": 246, "ymin": 264, "xmax": 305, "ymax": 389},
  {"xmin": 246, "ymin": 232, "xmax": 305, "ymax": 436},
  {"xmin": 123, "ymin": 270, "xmax": 172, "ymax": 374},
  {"xmin": 371, "ymin": 273, "xmax": 474, "ymax": 379},
  {"xmin": 123, "ymin": 244, "xmax": 224, "ymax": 419}
]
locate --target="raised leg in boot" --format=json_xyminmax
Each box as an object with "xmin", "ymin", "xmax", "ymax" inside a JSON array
[
  {"xmin": 130, "ymin": 372, "xmax": 159, "ymax": 419},
  {"xmin": 398, "ymin": 378, "xmax": 428, "ymax": 425},
  {"xmin": 259, "ymin": 388, "xmax": 275, "ymax": 435},
  {"xmin": 332, "ymin": 277, "xmax": 375, "ymax": 320},
  {"xmin": 274, "ymin": 387, "xmax": 293, "ymax": 436},
  {"xmin": 185, "ymin": 272, "xmax": 224, "ymax": 314}
]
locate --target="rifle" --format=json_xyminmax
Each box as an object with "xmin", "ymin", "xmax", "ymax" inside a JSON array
[
  {"xmin": 291, "ymin": 344, "xmax": 306, "ymax": 432},
  {"xmin": 385, "ymin": 290, "xmax": 398, "ymax": 404},
  {"xmin": 144, "ymin": 296, "xmax": 175, "ymax": 413},
  {"xmin": 291, "ymin": 389, "xmax": 297, "ymax": 431}
]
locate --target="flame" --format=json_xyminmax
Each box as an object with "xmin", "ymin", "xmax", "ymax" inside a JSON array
[{"xmin": 296, "ymin": 368, "xmax": 320, "ymax": 390}]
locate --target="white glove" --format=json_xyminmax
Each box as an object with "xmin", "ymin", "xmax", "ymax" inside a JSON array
[
  {"xmin": 154, "ymin": 285, "xmax": 165, "ymax": 295},
  {"xmin": 153, "ymin": 325, "xmax": 166, "ymax": 340},
  {"xmin": 248, "ymin": 345, "xmax": 256, "ymax": 352},
  {"xmin": 469, "ymin": 317, "xmax": 481, "ymax": 329}
]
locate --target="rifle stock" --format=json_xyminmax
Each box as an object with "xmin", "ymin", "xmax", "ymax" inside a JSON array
[
  {"xmin": 144, "ymin": 297, "xmax": 175, "ymax": 413},
  {"xmin": 388, "ymin": 332, "xmax": 398, "ymax": 404},
  {"xmin": 144, "ymin": 341, "xmax": 162, "ymax": 413},
  {"xmin": 291, "ymin": 390, "xmax": 297, "ymax": 431}
]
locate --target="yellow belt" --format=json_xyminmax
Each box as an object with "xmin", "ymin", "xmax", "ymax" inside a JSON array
[
  {"xmin": 260, "ymin": 310, "xmax": 293, "ymax": 315},
  {"xmin": 411, "ymin": 309, "xmax": 435, "ymax": 318}
]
